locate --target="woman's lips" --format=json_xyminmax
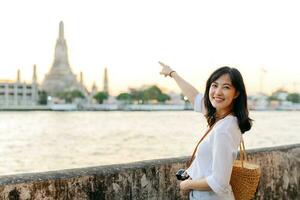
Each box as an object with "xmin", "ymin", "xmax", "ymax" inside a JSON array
[{"xmin": 213, "ymin": 97, "xmax": 224, "ymax": 103}]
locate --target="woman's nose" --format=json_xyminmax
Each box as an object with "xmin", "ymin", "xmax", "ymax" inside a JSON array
[{"xmin": 215, "ymin": 86, "xmax": 223, "ymax": 95}]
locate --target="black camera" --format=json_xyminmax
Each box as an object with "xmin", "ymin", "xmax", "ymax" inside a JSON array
[{"xmin": 176, "ymin": 169, "xmax": 190, "ymax": 181}]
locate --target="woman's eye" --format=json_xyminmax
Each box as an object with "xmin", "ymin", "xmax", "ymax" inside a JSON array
[{"xmin": 211, "ymin": 84, "xmax": 217, "ymax": 88}]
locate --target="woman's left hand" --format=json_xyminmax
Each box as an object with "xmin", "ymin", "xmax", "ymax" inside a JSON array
[
  {"xmin": 180, "ymin": 179, "xmax": 192, "ymax": 195},
  {"xmin": 158, "ymin": 61, "xmax": 174, "ymax": 77}
]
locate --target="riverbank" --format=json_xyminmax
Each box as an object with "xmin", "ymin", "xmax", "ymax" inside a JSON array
[
  {"xmin": 0, "ymin": 104, "xmax": 192, "ymax": 111},
  {"xmin": 0, "ymin": 143, "xmax": 299, "ymax": 199},
  {"xmin": 1, "ymin": 103, "xmax": 300, "ymax": 111}
]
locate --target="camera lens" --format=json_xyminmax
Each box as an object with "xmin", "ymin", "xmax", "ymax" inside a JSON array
[{"xmin": 176, "ymin": 169, "xmax": 189, "ymax": 180}]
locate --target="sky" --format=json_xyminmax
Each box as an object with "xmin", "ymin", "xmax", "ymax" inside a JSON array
[{"xmin": 0, "ymin": 0, "xmax": 299, "ymax": 95}]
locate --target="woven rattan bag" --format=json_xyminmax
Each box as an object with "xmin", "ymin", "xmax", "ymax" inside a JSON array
[{"xmin": 230, "ymin": 137, "xmax": 261, "ymax": 200}]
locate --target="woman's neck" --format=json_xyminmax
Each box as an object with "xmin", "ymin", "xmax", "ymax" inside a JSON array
[{"xmin": 215, "ymin": 108, "xmax": 232, "ymax": 119}]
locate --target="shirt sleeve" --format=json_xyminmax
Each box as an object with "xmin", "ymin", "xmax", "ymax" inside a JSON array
[
  {"xmin": 205, "ymin": 122, "xmax": 240, "ymax": 195},
  {"xmin": 193, "ymin": 93, "xmax": 205, "ymax": 113}
]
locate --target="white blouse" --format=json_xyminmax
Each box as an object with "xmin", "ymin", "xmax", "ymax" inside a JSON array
[{"xmin": 186, "ymin": 93, "xmax": 242, "ymax": 198}]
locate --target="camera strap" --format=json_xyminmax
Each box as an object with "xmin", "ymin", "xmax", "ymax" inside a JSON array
[{"xmin": 186, "ymin": 111, "xmax": 232, "ymax": 168}]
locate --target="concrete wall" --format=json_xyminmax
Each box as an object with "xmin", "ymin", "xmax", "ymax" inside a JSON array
[{"xmin": 0, "ymin": 143, "xmax": 299, "ymax": 200}]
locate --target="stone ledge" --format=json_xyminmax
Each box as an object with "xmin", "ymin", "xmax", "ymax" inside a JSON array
[{"xmin": 0, "ymin": 143, "xmax": 299, "ymax": 199}]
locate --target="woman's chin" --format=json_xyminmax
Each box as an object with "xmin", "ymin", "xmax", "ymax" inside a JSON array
[
  {"xmin": 211, "ymin": 103, "xmax": 225, "ymax": 111},
  {"xmin": 211, "ymin": 102, "xmax": 222, "ymax": 108}
]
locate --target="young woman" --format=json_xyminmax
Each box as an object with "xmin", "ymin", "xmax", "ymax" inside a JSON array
[{"xmin": 159, "ymin": 62, "xmax": 252, "ymax": 200}]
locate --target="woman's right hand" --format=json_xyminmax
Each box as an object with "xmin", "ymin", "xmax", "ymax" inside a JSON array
[
  {"xmin": 158, "ymin": 61, "xmax": 174, "ymax": 77},
  {"xmin": 179, "ymin": 179, "xmax": 192, "ymax": 196}
]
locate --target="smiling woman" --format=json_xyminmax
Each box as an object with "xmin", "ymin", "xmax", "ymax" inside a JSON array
[
  {"xmin": 159, "ymin": 62, "xmax": 253, "ymax": 200},
  {"xmin": 209, "ymin": 74, "xmax": 239, "ymax": 116},
  {"xmin": 203, "ymin": 67, "xmax": 252, "ymax": 132}
]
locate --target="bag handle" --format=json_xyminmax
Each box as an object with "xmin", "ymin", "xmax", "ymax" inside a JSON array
[{"xmin": 239, "ymin": 136, "xmax": 247, "ymax": 168}]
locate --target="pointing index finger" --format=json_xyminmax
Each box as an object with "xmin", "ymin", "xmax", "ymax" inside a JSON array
[{"xmin": 158, "ymin": 61, "xmax": 167, "ymax": 67}]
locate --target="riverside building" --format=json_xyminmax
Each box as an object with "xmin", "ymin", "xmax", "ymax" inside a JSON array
[{"xmin": 0, "ymin": 66, "xmax": 38, "ymax": 106}]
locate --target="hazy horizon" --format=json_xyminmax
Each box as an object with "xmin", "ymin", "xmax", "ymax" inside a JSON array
[{"xmin": 0, "ymin": 0, "xmax": 299, "ymax": 95}]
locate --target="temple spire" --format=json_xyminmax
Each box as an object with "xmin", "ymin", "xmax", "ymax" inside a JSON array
[
  {"xmin": 59, "ymin": 21, "xmax": 64, "ymax": 39},
  {"xmin": 80, "ymin": 71, "xmax": 83, "ymax": 85},
  {"xmin": 33, "ymin": 64, "xmax": 37, "ymax": 84},
  {"xmin": 91, "ymin": 81, "xmax": 98, "ymax": 94},
  {"xmin": 17, "ymin": 69, "xmax": 21, "ymax": 83},
  {"xmin": 52, "ymin": 21, "xmax": 70, "ymax": 69},
  {"xmin": 103, "ymin": 67, "xmax": 109, "ymax": 94},
  {"xmin": 42, "ymin": 21, "xmax": 84, "ymax": 96}
]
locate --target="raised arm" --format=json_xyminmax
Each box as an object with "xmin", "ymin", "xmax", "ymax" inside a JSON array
[{"xmin": 159, "ymin": 61, "xmax": 199, "ymax": 106}]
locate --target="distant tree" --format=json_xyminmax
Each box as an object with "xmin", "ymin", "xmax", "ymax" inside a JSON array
[
  {"xmin": 117, "ymin": 93, "xmax": 132, "ymax": 103},
  {"xmin": 57, "ymin": 91, "xmax": 72, "ymax": 103},
  {"xmin": 269, "ymin": 88, "xmax": 290, "ymax": 101},
  {"xmin": 287, "ymin": 93, "xmax": 300, "ymax": 103},
  {"xmin": 268, "ymin": 95, "xmax": 279, "ymax": 101},
  {"xmin": 144, "ymin": 85, "xmax": 162, "ymax": 102},
  {"xmin": 273, "ymin": 88, "xmax": 288, "ymax": 93},
  {"xmin": 157, "ymin": 93, "xmax": 170, "ymax": 103},
  {"xmin": 94, "ymin": 91, "xmax": 109, "ymax": 104},
  {"xmin": 71, "ymin": 90, "xmax": 85, "ymax": 99},
  {"xmin": 56, "ymin": 90, "xmax": 85, "ymax": 103},
  {"xmin": 130, "ymin": 88, "xmax": 144, "ymax": 104},
  {"xmin": 128, "ymin": 85, "xmax": 170, "ymax": 104},
  {"xmin": 38, "ymin": 90, "xmax": 48, "ymax": 105}
]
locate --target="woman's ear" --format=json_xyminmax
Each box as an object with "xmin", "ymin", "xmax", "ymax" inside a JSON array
[{"xmin": 234, "ymin": 91, "xmax": 240, "ymax": 99}]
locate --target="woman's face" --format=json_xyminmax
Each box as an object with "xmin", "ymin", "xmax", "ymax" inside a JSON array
[{"xmin": 209, "ymin": 73, "xmax": 239, "ymax": 115}]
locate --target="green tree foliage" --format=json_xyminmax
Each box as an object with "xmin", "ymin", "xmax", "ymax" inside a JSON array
[
  {"xmin": 130, "ymin": 88, "xmax": 144, "ymax": 104},
  {"xmin": 287, "ymin": 93, "xmax": 300, "ymax": 103},
  {"xmin": 117, "ymin": 93, "xmax": 132, "ymax": 103},
  {"xmin": 268, "ymin": 89, "xmax": 288, "ymax": 101},
  {"xmin": 57, "ymin": 90, "xmax": 85, "ymax": 103},
  {"xmin": 94, "ymin": 91, "xmax": 109, "ymax": 104},
  {"xmin": 268, "ymin": 95, "xmax": 279, "ymax": 101},
  {"xmin": 145, "ymin": 85, "xmax": 162, "ymax": 100},
  {"xmin": 58, "ymin": 92, "xmax": 72, "ymax": 103},
  {"xmin": 157, "ymin": 93, "xmax": 171, "ymax": 102},
  {"xmin": 38, "ymin": 90, "xmax": 48, "ymax": 105},
  {"xmin": 71, "ymin": 90, "xmax": 85, "ymax": 99},
  {"xmin": 128, "ymin": 85, "xmax": 170, "ymax": 104}
]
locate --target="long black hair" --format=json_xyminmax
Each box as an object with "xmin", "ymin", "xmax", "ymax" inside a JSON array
[{"xmin": 204, "ymin": 66, "xmax": 252, "ymax": 133}]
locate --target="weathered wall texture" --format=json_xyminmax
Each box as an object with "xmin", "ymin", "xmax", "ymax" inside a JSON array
[{"xmin": 0, "ymin": 144, "xmax": 299, "ymax": 200}]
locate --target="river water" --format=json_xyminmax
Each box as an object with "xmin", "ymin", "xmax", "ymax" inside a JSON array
[{"xmin": 0, "ymin": 111, "xmax": 299, "ymax": 176}]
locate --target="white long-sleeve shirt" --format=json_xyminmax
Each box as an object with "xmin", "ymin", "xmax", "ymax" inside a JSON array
[{"xmin": 186, "ymin": 94, "xmax": 242, "ymax": 199}]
